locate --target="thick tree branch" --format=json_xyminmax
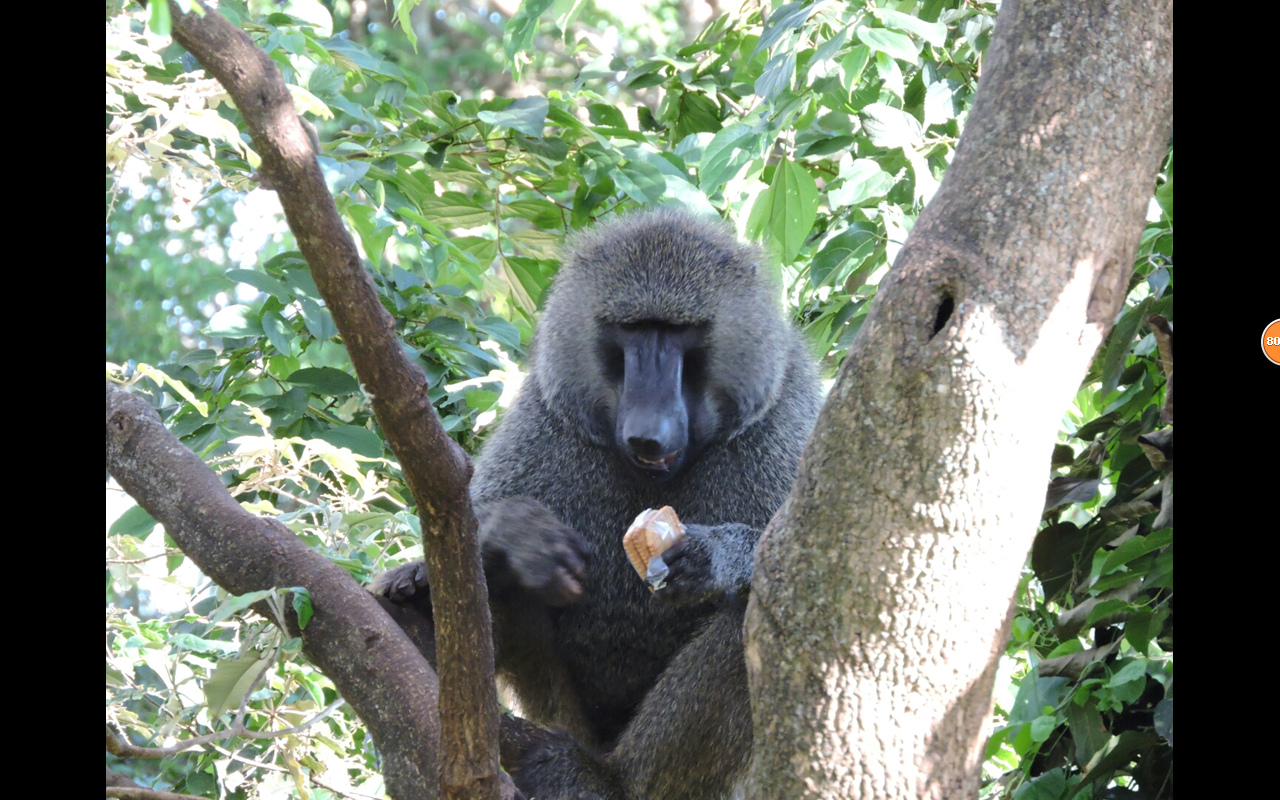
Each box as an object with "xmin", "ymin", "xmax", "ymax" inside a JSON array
[
  {"xmin": 745, "ymin": 1, "xmax": 1173, "ymax": 797},
  {"xmin": 164, "ymin": 4, "xmax": 500, "ymax": 798},
  {"xmin": 107, "ymin": 384, "xmax": 441, "ymax": 798}
]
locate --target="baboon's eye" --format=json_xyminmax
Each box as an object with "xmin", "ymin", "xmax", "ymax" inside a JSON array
[
  {"xmin": 683, "ymin": 348, "xmax": 707, "ymax": 390},
  {"xmin": 602, "ymin": 345, "xmax": 625, "ymax": 383}
]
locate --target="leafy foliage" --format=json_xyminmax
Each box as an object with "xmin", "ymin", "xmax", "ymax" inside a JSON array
[
  {"xmin": 984, "ymin": 151, "xmax": 1174, "ymax": 800},
  {"xmin": 106, "ymin": 1, "xmax": 1170, "ymax": 798}
]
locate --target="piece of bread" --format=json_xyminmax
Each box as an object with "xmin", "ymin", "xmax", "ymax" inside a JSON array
[{"xmin": 623, "ymin": 506, "xmax": 685, "ymax": 586}]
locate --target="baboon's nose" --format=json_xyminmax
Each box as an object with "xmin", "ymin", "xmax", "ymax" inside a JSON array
[{"xmin": 627, "ymin": 434, "xmax": 669, "ymax": 461}]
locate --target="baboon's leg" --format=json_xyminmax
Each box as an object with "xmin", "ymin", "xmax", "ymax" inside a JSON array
[{"xmin": 514, "ymin": 607, "xmax": 752, "ymax": 800}]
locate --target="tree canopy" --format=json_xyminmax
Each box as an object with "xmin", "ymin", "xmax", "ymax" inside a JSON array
[{"xmin": 106, "ymin": 2, "xmax": 1172, "ymax": 798}]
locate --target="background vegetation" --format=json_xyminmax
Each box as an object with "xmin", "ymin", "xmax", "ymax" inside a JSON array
[{"xmin": 106, "ymin": 1, "xmax": 1173, "ymax": 797}]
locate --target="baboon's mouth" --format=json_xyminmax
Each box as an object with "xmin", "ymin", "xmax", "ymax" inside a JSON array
[{"xmin": 632, "ymin": 450, "xmax": 682, "ymax": 472}]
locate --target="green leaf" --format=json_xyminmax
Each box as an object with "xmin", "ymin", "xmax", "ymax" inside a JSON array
[
  {"xmin": 474, "ymin": 316, "xmax": 522, "ymax": 350},
  {"xmin": 208, "ymin": 589, "xmax": 277, "ymax": 625},
  {"xmin": 1031, "ymin": 522, "xmax": 1087, "ymax": 601},
  {"xmin": 674, "ymin": 92, "xmax": 722, "ymax": 141},
  {"xmin": 207, "ymin": 305, "xmax": 264, "ymax": 338},
  {"xmin": 109, "ymin": 505, "xmax": 158, "ymax": 539},
  {"xmin": 168, "ymin": 633, "xmax": 238, "ymax": 656},
  {"xmin": 828, "ymin": 158, "xmax": 894, "ymax": 207},
  {"xmin": 465, "ymin": 389, "xmax": 500, "ymax": 411},
  {"xmin": 807, "ymin": 26, "xmax": 849, "ymax": 83},
  {"xmin": 225, "ymin": 269, "xmax": 291, "ymax": 300},
  {"xmin": 286, "ymin": 367, "xmax": 361, "ymax": 396},
  {"xmin": 811, "ymin": 224, "xmax": 877, "ymax": 288},
  {"xmin": 346, "ymin": 205, "xmax": 395, "ymax": 266},
  {"xmin": 503, "ymin": 0, "xmax": 555, "ymax": 66},
  {"xmin": 416, "ymin": 195, "xmax": 491, "ymax": 229},
  {"xmin": 1100, "ymin": 528, "xmax": 1172, "ymax": 575},
  {"xmin": 1008, "ymin": 668, "xmax": 1070, "ymax": 725},
  {"xmin": 1018, "ymin": 769, "xmax": 1068, "ymax": 800},
  {"xmin": 755, "ymin": 52, "xmax": 796, "ymax": 102},
  {"xmin": 874, "ymin": 9, "xmax": 948, "ymax": 47},
  {"xmin": 290, "ymin": 587, "xmax": 313, "ymax": 630},
  {"xmin": 1084, "ymin": 598, "xmax": 1134, "ymax": 628},
  {"xmin": 699, "ymin": 124, "xmax": 760, "ymax": 192},
  {"xmin": 308, "ymin": 64, "xmax": 345, "ymax": 98},
  {"xmin": 1105, "ymin": 658, "xmax": 1149, "ymax": 688},
  {"xmin": 1071, "ymin": 731, "xmax": 1159, "ymax": 797},
  {"xmin": 861, "ymin": 103, "xmax": 923, "ymax": 150},
  {"xmin": 297, "ymin": 297, "xmax": 337, "ymax": 341},
  {"xmin": 1029, "ymin": 715, "xmax": 1058, "ymax": 743},
  {"xmin": 147, "ymin": 0, "xmax": 172, "ymax": 37},
  {"xmin": 477, "ymin": 96, "xmax": 549, "ymax": 137},
  {"xmin": 1063, "ymin": 699, "xmax": 1112, "ymax": 767},
  {"xmin": 261, "ymin": 311, "xmax": 294, "ymax": 355},
  {"xmin": 840, "ymin": 46, "xmax": 871, "ymax": 93},
  {"xmin": 1123, "ymin": 610, "xmax": 1156, "ymax": 655},
  {"xmin": 315, "ymin": 426, "xmax": 384, "ymax": 458},
  {"xmin": 204, "ymin": 653, "xmax": 271, "ymax": 720},
  {"xmin": 801, "ymin": 135, "xmax": 855, "ymax": 157},
  {"xmin": 615, "ymin": 160, "xmax": 667, "ymax": 204},
  {"xmin": 923, "ymin": 80, "xmax": 957, "ymax": 127},
  {"xmin": 1099, "ymin": 297, "xmax": 1152, "ymax": 396},
  {"xmin": 1155, "ymin": 174, "xmax": 1173, "ymax": 220},
  {"xmin": 857, "ymin": 27, "xmax": 921, "ymax": 62},
  {"xmin": 763, "ymin": 161, "xmax": 820, "ymax": 263},
  {"xmin": 754, "ymin": 1, "xmax": 817, "ymax": 55},
  {"xmin": 587, "ymin": 104, "xmax": 628, "ymax": 129}
]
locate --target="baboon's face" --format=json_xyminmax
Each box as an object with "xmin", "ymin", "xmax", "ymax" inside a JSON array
[{"xmin": 598, "ymin": 321, "xmax": 712, "ymax": 483}]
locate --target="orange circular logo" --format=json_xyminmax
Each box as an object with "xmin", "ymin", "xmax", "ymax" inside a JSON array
[{"xmin": 1265, "ymin": 319, "xmax": 1280, "ymax": 365}]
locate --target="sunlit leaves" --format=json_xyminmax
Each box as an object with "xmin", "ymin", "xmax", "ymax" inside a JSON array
[
  {"xmin": 700, "ymin": 124, "xmax": 761, "ymax": 193},
  {"xmin": 504, "ymin": 0, "xmax": 556, "ymax": 79},
  {"xmin": 754, "ymin": 0, "xmax": 819, "ymax": 56},
  {"xmin": 811, "ymin": 223, "xmax": 877, "ymax": 288},
  {"xmin": 857, "ymin": 27, "xmax": 921, "ymax": 63},
  {"xmin": 873, "ymin": 9, "xmax": 948, "ymax": 48},
  {"xmin": 207, "ymin": 305, "xmax": 264, "ymax": 338},
  {"xmin": 860, "ymin": 102, "xmax": 924, "ymax": 149},
  {"xmin": 756, "ymin": 52, "xmax": 797, "ymax": 102},
  {"xmin": 477, "ymin": 96, "xmax": 549, "ymax": 137},
  {"xmin": 746, "ymin": 160, "xmax": 819, "ymax": 264}
]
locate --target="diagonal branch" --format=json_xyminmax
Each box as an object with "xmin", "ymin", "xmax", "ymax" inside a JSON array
[
  {"xmin": 102, "ymin": 384, "xmax": 440, "ymax": 793},
  {"xmin": 107, "ymin": 383, "xmax": 440, "ymax": 797},
  {"xmin": 161, "ymin": 3, "xmax": 500, "ymax": 798}
]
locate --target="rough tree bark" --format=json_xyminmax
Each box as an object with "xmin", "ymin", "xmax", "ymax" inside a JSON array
[
  {"xmin": 108, "ymin": 4, "xmax": 503, "ymax": 799},
  {"xmin": 743, "ymin": 2, "xmax": 1173, "ymax": 798}
]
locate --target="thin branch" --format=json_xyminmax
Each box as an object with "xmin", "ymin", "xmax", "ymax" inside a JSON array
[
  {"xmin": 106, "ymin": 787, "xmax": 207, "ymax": 800},
  {"xmin": 145, "ymin": 4, "xmax": 503, "ymax": 796},
  {"xmin": 105, "ymin": 701, "xmax": 345, "ymax": 759},
  {"xmin": 204, "ymin": 739, "xmax": 390, "ymax": 800},
  {"xmin": 105, "ymin": 551, "xmax": 179, "ymax": 565}
]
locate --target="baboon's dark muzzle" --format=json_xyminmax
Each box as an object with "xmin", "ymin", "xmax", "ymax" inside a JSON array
[{"xmin": 617, "ymin": 330, "xmax": 688, "ymax": 474}]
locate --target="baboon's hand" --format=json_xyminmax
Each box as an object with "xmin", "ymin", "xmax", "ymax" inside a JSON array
[
  {"xmin": 483, "ymin": 498, "xmax": 590, "ymax": 606},
  {"xmin": 368, "ymin": 561, "xmax": 429, "ymax": 603},
  {"xmin": 654, "ymin": 530, "xmax": 719, "ymax": 606}
]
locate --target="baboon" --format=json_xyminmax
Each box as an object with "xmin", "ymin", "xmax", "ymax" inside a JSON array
[{"xmin": 374, "ymin": 207, "xmax": 822, "ymax": 799}]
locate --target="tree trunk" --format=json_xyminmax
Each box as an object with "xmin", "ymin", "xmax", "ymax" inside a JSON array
[{"xmin": 743, "ymin": 2, "xmax": 1173, "ymax": 798}]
